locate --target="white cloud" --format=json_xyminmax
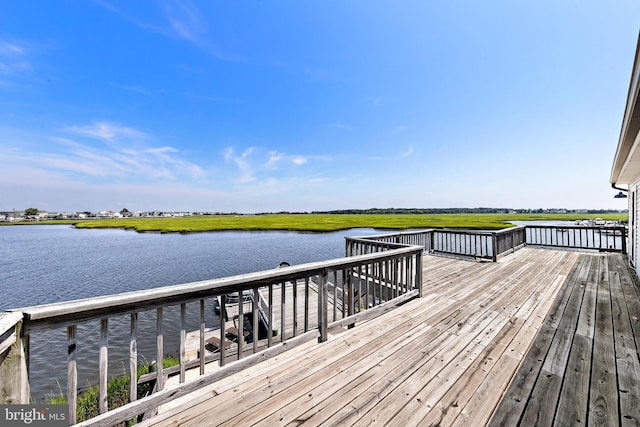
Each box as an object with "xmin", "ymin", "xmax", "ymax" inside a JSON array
[
  {"xmin": 266, "ymin": 151, "xmax": 285, "ymax": 169},
  {"xmin": 223, "ymin": 146, "xmax": 256, "ymax": 183},
  {"xmin": 400, "ymin": 145, "xmax": 414, "ymax": 158},
  {"xmin": 63, "ymin": 121, "xmax": 150, "ymax": 142},
  {"xmin": 110, "ymin": 82, "xmax": 160, "ymax": 95},
  {"xmin": 289, "ymin": 156, "xmax": 308, "ymax": 165},
  {"xmin": 96, "ymin": 0, "xmax": 245, "ymax": 62},
  {"xmin": 0, "ymin": 121, "xmax": 205, "ymax": 187},
  {"xmin": 367, "ymin": 96, "xmax": 385, "ymax": 107},
  {"xmin": 222, "ymin": 146, "xmax": 317, "ymax": 185},
  {"xmin": 329, "ymin": 123, "xmax": 354, "ymax": 130},
  {"xmin": 367, "ymin": 145, "xmax": 415, "ymax": 161},
  {"xmin": 0, "ymin": 39, "xmax": 36, "ymax": 90},
  {"xmin": 392, "ymin": 125, "xmax": 409, "ymax": 133},
  {"xmin": 0, "ymin": 40, "xmax": 31, "ymax": 74}
]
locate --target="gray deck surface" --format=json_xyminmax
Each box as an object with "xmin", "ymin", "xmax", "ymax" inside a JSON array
[{"xmin": 488, "ymin": 252, "xmax": 640, "ymax": 427}]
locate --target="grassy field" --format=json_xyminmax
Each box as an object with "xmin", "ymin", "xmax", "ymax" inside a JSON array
[{"xmin": 3, "ymin": 213, "xmax": 628, "ymax": 233}]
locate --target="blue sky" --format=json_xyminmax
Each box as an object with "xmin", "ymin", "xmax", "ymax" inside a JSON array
[{"xmin": 1, "ymin": 1, "xmax": 639, "ymax": 213}]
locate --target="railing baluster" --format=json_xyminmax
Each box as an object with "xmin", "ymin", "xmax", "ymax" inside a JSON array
[
  {"xmin": 304, "ymin": 278, "xmax": 309, "ymax": 332},
  {"xmin": 341, "ymin": 271, "xmax": 347, "ymax": 319},
  {"xmin": 364, "ymin": 264, "xmax": 374, "ymax": 310},
  {"xmin": 238, "ymin": 290, "xmax": 244, "ymax": 359},
  {"xmin": 253, "ymin": 288, "xmax": 259, "ymax": 353},
  {"xmin": 318, "ymin": 270, "xmax": 328, "ymax": 343},
  {"xmin": 67, "ymin": 325, "xmax": 77, "ymax": 425},
  {"xmin": 130, "ymin": 313, "xmax": 138, "ymax": 402},
  {"xmin": 199, "ymin": 300, "xmax": 205, "ymax": 375},
  {"xmin": 280, "ymin": 282, "xmax": 286, "ymax": 343},
  {"xmin": 156, "ymin": 308, "xmax": 164, "ymax": 390},
  {"xmin": 268, "ymin": 284, "xmax": 273, "ymax": 347},
  {"xmin": 99, "ymin": 319, "xmax": 108, "ymax": 414},
  {"xmin": 219, "ymin": 296, "xmax": 226, "ymax": 367},
  {"xmin": 332, "ymin": 271, "xmax": 337, "ymax": 322},
  {"xmin": 371, "ymin": 262, "xmax": 382, "ymax": 307},
  {"xmin": 180, "ymin": 303, "xmax": 186, "ymax": 382},
  {"xmin": 293, "ymin": 278, "xmax": 298, "ymax": 336}
]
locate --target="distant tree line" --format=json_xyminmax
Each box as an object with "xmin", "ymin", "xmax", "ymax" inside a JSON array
[{"xmin": 309, "ymin": 208, "xmax": 628, "ymax": 215}]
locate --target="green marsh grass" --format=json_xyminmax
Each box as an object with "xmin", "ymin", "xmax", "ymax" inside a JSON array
[
  {"xmin": 46, "ymin": 356, "xmax": 179, "ymax": 424},
  {"xmin": 69, "ymin": 213, "xmax": 627, "ymax": 233},
  {"xmin": 5, "ymin": 213, "xmax": 627, "ymax": 233}
]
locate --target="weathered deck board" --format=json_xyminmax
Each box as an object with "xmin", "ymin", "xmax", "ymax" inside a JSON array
[
  {"xmin": 489, "ymin": 252, "xmax": 640, "ymax": 427},
  {"xmin": 139, "ymin": 249, "xmax": 640, "ymax": 427}
]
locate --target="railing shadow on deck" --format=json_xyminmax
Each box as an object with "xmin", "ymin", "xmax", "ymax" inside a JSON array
[{"xmin": 0, "ymin": 223, "xmax": 626, "ymax": 426}]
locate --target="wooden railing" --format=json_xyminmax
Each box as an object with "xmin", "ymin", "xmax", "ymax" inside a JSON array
[
  {"xmin": 346, "ymin": 224, "xmax": 624, "ymax": 262},
  {"xmin": 348, "ymin": 226, "xmax": 527, "ymax": 262},
  {"xmin": 0, "ymin": 244, "xmax": 422, "ymax": 426},
  {"xmin": 525, "ymin": 225, "xmax": 627, "ymax": 253}
]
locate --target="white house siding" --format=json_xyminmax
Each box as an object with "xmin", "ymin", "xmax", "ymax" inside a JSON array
[{"xmin": 631, "ymin": 185, "xmax": 638, "ymax": 269}]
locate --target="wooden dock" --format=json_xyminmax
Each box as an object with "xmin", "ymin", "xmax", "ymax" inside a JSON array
[
  {"xmin": 182, "ymin": 279, "xmax": 340, "ymax": 358},
  {"xmin": 137, "ymin": 247, "xmax": 640, "ymax": 426}
]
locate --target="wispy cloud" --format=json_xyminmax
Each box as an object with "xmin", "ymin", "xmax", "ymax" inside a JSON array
[
  {"xmin": 110, "ymin": 82, "xmax": 161, "ymax": 96},
  {"xmin": 95, "ymin": 0, "xmax": 245, "ymax": 62},
  {"xmin": 183, "ymin": 91, "xmax": 229, "ymax": 103},
  {"xmin": 163, "ymin": 0, "xmax": 204, "ymax": 43},
  {"xmin": 304, "ymin": 66, "xmax": 330, "ymax": 81},
  {"xmin": 367, "ymin": 96, "xmax": 385, "ymax": 107},
  {"xmin": 223, "ymin": 146, "xmax": 255, "ymax": 183},
  {"xmin": 328, "ymin": 123, "xmax": 354, "ymax": 130},
  {"xmin": 63, "ymin": 121, "xmax": 150, "ymax": 142},
  {"xmin": 391, "ymin": 125, "xmax": 409, "ymax": 133},
  {"xmin": 400, "ymin": 145, "xmax": 414, "ymax": 158},
  {"xmin": 0, "ymin": 38, "xmax": 35, "ymax": 89},
  {"xmin": 368, "ymin": 145, "xmax": 415, "ymax": 161},
  {"xmin": 0, "ymin": 39, "xmax": 31, "ymax": 72},
  {"xmin": 0, "ymin": 121, "xmax": 204, "ymax": 185},
  {"xmin": 223, "ymin": 146, "xmax": 316, "ymax": 185}
]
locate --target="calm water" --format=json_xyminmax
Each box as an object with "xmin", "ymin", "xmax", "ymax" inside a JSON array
[{"xmin": 0, "ymin": 225, "xmax": 378, "ymax": 400}]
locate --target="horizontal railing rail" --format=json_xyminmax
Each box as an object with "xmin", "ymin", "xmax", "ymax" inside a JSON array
[{"xmin": 4, "ymin": 244, "xmax": 422, "ymax": 426}]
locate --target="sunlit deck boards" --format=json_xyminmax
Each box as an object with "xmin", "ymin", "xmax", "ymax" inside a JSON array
[
  {"xmin": 488, "ymin": 252, "xmax": 640, "ymax": 426},
  {"xmin": 140, "ymin": 248, "xmax": 638, "ymax": 426}
]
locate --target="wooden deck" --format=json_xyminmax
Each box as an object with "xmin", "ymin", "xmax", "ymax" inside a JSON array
[
  {"xmin": 139, "ymin": 248, "xmax": 640, "ymax": 426},
  {"xmin": 488, "ymin": 252, "xmax": 640, "ymax": 426}
]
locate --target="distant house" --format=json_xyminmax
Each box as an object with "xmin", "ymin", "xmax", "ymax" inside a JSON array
[{"xmin": 610, "ymin": 32, "xmax": 640, "ymax": 272}]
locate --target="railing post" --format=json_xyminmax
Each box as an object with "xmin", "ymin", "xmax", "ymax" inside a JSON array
[
  {"xmin": 99, "ymin": 319, "xmax": 108, "ymax": 414},
  {"xmin": 492, "ymin": 233, "xmax": 498, "ymax": 262},
  {"xmin": 416, "ymin": 250, "xmax": 423, "ymax": 298},
  {"xmin": 67, "ymin": 325, "xmax": 77, "ymax": 425},
  {"xmin": 0, "ymin": 312, "xmax": 29, "ymax": 404},
  {"xmin": 318, "ymin": 270, "xmax": 328, "ymax": 343},
  {"xmin": 622, "ymin": 227, "xmax": 627, "ymax": 254}
]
